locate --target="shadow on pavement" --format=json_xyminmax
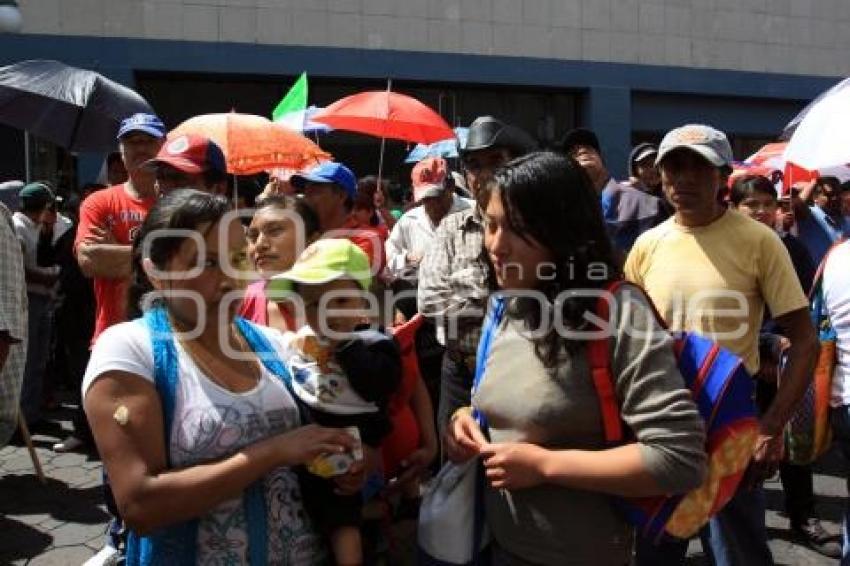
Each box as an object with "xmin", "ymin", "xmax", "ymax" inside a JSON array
[
  {"xmin": 0, "ymin": 515, "xmax": 52, "ymax": 563},
  {"xmin": 0, "ymin": 474, "xmax": 109, "ymax": 525},
  {"xmin": 7, "ymin": 413, "xmax": 99, "ymax": 457},
  {"xmin": 813, "ymin": 447, "xmax": 846, "ymax": 480},
  {"xmin": 764, "ymin": 482, "xmax": 845, "ymax": 525}
]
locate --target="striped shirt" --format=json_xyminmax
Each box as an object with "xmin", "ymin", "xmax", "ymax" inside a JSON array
[
  {"xmin": 418, "ymin": 207, "xmax": 490, "ymax": 356},
  {"xmin": 0, "ymin": 203, "xmax": 27, "ymax": 446}
]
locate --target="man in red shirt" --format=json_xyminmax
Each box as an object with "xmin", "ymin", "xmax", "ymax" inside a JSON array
[
  {"xmin": 75, "ymin": 114, "xmax": 166, "ymax": 346},
  {"xmin": 145, "ymin": 134, "xmax": 228, "ymax": 197},
  {"xmin": 290, "ymin": 162, "xmax": 383, "ymax": 274},
  {"xmin": 72, "ymin": 113, "xmax": 165, "ymax": 566}
]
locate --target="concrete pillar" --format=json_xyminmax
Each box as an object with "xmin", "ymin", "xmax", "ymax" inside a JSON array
[{"xmin": 583, "ymin": 86, "xmax": 631, "ymax": 181}]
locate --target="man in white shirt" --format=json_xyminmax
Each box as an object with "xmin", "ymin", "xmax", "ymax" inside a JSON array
[
  {"xmin": 825, "ymin": 239, "xmax": 850, "ymax": 562},
  {"xmin": 385, "ymin": 157, "xmax": 472, "ymax": 311},
  {"xmin": 12, "ymin": 183, "xmax": 60, "ymax": 425}
]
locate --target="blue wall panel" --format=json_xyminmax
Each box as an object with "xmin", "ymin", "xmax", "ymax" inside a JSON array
[
  {"xmin": 0, "ymin": 33, "xmax": 838, "ymax": 181},
  {"xmin": 0, "ymin": 34, "xmax": 837, "ymax": 99}
]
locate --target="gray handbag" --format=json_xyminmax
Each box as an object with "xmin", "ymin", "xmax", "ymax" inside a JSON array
[{"xmin": 417, "ymin": 296, "xmax": 506, "ymax": 565}]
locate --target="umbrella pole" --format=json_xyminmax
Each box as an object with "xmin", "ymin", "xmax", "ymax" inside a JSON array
[
  {"xmin": 377, "ymin": 135, "xmax": 387, "ymax": 189},
  {"xmin": 376, "ymin": 77, "xmax": 392, "ymax": 190},
  {"xmin": 233, "ymin": 174, "xmax": 239, "ymax": 211},
  {"xmin": 24, "ymin": 130, "xmax": 31, "ymax": 183}
]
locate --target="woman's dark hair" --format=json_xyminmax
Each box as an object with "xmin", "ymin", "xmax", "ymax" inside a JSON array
[
  {"xmin": 352, "ymin": 192, "xmax": 376, "ymax": 213},
  {"xmin": 729, "ymin": 175, "xmax": 777, "ymax": 206},
  {"xmin": 127, "ymin": 189, "xmax": 231, "ymax": 319},
  {"xmin": 357, "ymin": 175, "xmax": 389, "ymax": 199},
  {"xmin": 356, "ymin": 175, "xmax": 388, "ymax": 225},
  {"xmin": 254, "ymin": 194, "xmax": 321, "ymax": 241},
  {"xmin": 488, "ymin": 151, "xmax": 621, "ymax": 369}
]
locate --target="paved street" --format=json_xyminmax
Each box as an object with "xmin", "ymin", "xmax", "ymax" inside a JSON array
[
  {"xmin": 1, "ymin": 400, "xmax": 845, "ymax": 565},
  {"xmin": 0, "ymin": 404, "xmax": 108, "ymax": 565}
]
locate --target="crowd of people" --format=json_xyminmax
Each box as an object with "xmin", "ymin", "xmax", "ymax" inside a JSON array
[{"xmin": 0, "ymin": 107, "xmax": 849, "ymax": 566}]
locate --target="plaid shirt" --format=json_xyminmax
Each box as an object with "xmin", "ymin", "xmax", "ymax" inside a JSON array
[
  {"xmin": 418, "ymin": 207, "xmax": 490, "ymax": 357},
  {"xmin": 0, "ymin": 203, "xmax": 27, "ymax": 446}
]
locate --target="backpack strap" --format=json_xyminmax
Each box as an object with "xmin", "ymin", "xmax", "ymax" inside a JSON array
[
  {"xmin": 235, "ymin": 316, "xmax": 291, "ymax": 380},
  {"xmin": 472, "ymin": 294, "xmax": 507, "ymax": 433},
  {"xmin": 809, "ymin": 237, "xmax": 846, "ymax": 301},
  {"xmin": 587, "ymin": 281, "xmax": 626, "ymax": 444},
  {"xmin": 235, "ymin": 316, "xmax": 309, "ymax": 425},
  {"xmin": 234, "ymin": 316, "xmax": 314, "ymax": 566},
  {"xmin": 133, "ymin": 312, "xmax": 286, "ymax": 566},
  {"xmin": 469, "ymin": 296, "xmax": 505, "ymax": 564},
  {"xmin": 145, "ymin": 307, "xmax": 181, "ymax": 457},
  {"xmin": 809, "ymin": 239, "xmax": 844, "ymax": 342},
  {"xmin": 587, "ymin": 279, "xmax": 669, "ymax": 445},
  {"xmin": 127, "ymin": 308, "xmax": 198, "ymax": 566}
]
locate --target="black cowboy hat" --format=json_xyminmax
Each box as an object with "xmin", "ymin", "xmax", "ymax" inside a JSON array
[{"xmin": 461, "ymin": 116, "xmax": 537, "ymax": 157}]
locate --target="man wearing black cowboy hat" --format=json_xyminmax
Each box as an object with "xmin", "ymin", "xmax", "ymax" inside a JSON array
[{"xmin": 418, "ymin": 116, "xmax": 537, "ymax": 434}]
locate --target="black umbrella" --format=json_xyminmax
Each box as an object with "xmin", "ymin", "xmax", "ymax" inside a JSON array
[{"xmin": 0, "ymin": 59, "xmax": 155, "ymax": 152}]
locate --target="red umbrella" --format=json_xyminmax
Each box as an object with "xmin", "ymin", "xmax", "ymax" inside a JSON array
[{"xmin": 311, "ymin": 90, "xmax": 454, "ymax": 144}]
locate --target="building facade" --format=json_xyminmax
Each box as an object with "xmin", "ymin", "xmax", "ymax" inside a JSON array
[{"xmin": 0, "ymin": 0, "xmax": 843, "ymax": 186}]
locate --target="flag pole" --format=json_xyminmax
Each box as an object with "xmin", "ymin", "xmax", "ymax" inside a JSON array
[
  {"xmin": 377, "ymin": 78, "xmax": 392, "ymax": 190},
  {"xmin": 24, "ymin": 130, "xmax": 31, "ymax": 183}
]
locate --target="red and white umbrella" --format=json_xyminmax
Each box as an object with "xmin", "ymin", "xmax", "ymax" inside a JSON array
[
  {"xmin": 730, "ymin": 141, "xmax": 850, "ymax": 195},
  {"xmin": 745, "ymin": 142, "xmax": 787, "ymax": 170},
  {"xmin": 783, "ymin": 77, "xmax": 850, "ymax": 172}
]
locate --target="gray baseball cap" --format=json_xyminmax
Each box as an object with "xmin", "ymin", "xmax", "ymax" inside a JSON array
[{"xmin": 656, "ymin": 124, "xmax": 733, "ymax": 168}]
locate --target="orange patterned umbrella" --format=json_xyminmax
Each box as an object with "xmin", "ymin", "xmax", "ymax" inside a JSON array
[{"xmin": 170, "ymin": 112, "xmax": 330, "ymax": 175}]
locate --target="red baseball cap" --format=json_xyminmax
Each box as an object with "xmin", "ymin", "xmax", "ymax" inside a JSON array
[
  {"xmin": 412, "ymin": 157, "xmax": 450, "ymax": 203},
  {"xmin": 144, "ymin": 134, "xmax": 227, "ymax": 175}
]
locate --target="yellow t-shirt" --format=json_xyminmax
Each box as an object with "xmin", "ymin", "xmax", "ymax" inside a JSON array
[{"xmin": 624, "ymin": 210, "xmax": 808, "ymax": 374}]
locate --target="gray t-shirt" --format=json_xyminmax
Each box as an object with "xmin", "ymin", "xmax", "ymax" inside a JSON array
[{"xmin": 474, "ymin": 288, "xmax": 706, "ymax": 566}]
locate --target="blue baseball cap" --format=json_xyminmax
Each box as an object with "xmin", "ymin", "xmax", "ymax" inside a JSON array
[
  {"xmin": 290, "ymin": 162, "xmax": 357, "ymax": 197},
  {"xmin": 117, "ymin": 113, "xmax": 166, "ymax": 140}
]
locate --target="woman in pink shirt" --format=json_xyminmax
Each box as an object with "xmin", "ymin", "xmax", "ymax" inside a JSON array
[{"xmin": 240, "ymin": 196, "xmax": 321, "ymax": 329}]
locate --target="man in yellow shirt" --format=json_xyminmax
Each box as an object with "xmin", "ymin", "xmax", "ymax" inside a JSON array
[{"xmin": 625, "ymin": 124, "xmax": 818, "ymax": 565}]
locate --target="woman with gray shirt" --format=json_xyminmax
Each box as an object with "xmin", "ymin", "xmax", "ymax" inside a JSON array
[{"xmin": 445, "ymin": 152, "xmax": 707, "ymax": 565}]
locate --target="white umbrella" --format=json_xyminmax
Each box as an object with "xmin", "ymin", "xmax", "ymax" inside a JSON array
[
  {"xmin": 274, "ymin": 105, "xmax": 331, "ymax": 134},
  {"xmin": 781, "ymin": 77, "xmax": 850, "ymax": 140},
  {"xmin": 783, "ymin": 77, "xmax": 850, "ymax": 171}
]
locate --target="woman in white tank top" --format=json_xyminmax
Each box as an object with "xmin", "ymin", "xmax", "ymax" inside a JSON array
[{"xmin": 83, "ymin": 190, "xmax": 362, "ymax": 565}]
